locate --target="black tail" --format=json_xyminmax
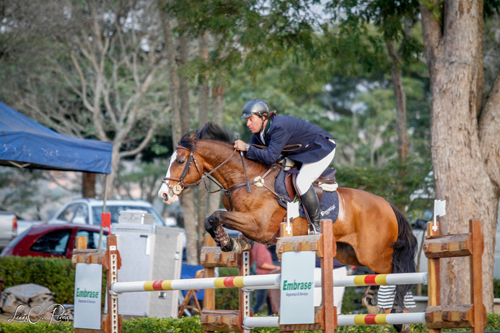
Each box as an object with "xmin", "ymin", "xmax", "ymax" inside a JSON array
[{"xmin": 390, "ymin": 203, "xmax": 418, "ymax": 311}]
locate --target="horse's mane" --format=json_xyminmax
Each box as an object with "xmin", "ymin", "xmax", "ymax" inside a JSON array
[{"xmin": 178, "ymin": 122, "xmax": 233, "ymax": 151}]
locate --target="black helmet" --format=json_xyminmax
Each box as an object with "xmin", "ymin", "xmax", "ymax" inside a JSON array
[{"xmin": 241, "ymin": 99, "xmax": 269, "ymax": 119}]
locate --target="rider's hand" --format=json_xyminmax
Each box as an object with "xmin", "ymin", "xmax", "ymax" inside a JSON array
[{"xmin": 234, "ymin": 140, "xmax": 247, "ymax": 151}]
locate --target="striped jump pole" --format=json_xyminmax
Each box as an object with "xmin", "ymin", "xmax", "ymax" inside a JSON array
[
  {"xmin": 242, "ymin": 313, "xmax": 426, "ymax": 329},
  {"xmin": 111, "ymin": 274, "xmax": 281, "ymax": 294},
  {"xmin": 111, "ymin": 272, "xmax": 428, "ymax": 293},
  {"xmin": 337, "ymin": 313, "xmax": 426, "ymax": 326}
]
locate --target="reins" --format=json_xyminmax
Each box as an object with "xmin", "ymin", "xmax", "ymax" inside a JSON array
[{"xmin": 162, "ymin": 144, "xmax": 285, "ymax": 210}]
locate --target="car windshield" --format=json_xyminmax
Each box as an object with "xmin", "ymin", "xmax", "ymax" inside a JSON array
[{"xmin": 91, "ymin": 206, "xmax": 164, "ymax": 226}]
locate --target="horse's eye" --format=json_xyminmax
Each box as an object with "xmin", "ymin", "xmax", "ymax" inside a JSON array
[{"xmin": 177, "ymin": 158, "xmax": 185, "ymax": 164}]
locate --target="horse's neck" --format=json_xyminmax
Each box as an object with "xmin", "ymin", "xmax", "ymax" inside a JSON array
[{"xmin": 198, "ymin": 141, "xmax": 265, "ymax": 188}]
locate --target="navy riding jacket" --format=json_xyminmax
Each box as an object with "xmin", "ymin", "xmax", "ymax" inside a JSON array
[{"xmin": 246, "ymin": 115, "xmax": 336, "ymax": 165}]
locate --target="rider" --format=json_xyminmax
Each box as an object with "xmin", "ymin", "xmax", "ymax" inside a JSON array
[{"xmin": 234, "ymin": 99, "xmax": 336, "ymax": 232}]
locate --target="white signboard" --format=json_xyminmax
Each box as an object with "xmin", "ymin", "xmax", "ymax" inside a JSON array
[
  {"xmin": 279, "ymin": 251, "xmax": 316, "ymax": 324},
  {"xmin": 74, "ymin": 263, "xmax": 103, "ymax": 329}
]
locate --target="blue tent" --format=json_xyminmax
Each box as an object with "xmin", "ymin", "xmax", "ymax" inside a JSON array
[{"xmin": 0, "ymin": 101, "xmax": 112, "ymax": 174}]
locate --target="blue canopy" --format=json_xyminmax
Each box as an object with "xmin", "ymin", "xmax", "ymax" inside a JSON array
[{"xmin": 0, "ymin": 101, "xmax": 112, "ymax": 174}]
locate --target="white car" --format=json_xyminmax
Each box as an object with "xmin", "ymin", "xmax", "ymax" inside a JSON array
[{"xmin": 48, "ymin": 199, "xmax": 167, "ymax": 226}]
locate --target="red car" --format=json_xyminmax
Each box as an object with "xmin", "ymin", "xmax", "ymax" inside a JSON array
[{"xmin": 0, "ymin": 224, "xmax": 109, "ymax": 259}]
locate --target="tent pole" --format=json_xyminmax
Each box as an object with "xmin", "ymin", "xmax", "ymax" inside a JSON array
[{"xmin": 98, "ymin": 174, "xmax": 109, "ymax": 249}]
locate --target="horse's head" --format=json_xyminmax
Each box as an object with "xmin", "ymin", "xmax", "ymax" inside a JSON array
[
  {"xmin": 158, "ymin": 123, "xmax": 235, "ymax": 204},
  {"xmin": 157, "ymin": 132, "xmax": 204, "ymax": 204}
]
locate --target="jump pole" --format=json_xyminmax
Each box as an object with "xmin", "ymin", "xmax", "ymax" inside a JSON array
[
  {"xmin": 72, "ymin": 218, "xmax": 485, "ymax": 333},
  {"xmin": 275, "ymin": 219, "xmax": 336, "ymax": 332},
  {"xmin": 110, "ymin": 272, "xmax": 429, "ymax": 293}
]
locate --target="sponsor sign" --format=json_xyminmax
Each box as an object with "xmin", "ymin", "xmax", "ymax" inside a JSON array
[
  {"xmin": 74, "ymin": 263, "xmax": 102, "ymax": 329},
  {"xmin": 279, "ymin": 251, "xmax": 315, "ymax": 324}
]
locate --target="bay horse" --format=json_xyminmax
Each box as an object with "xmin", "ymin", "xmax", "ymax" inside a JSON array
[{"xmin": 158, "ymin": 123, "xmax": 417, "ymax": 317}]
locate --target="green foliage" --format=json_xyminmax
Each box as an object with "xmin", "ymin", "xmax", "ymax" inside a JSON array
[
  {"xmin": 336, "ymin": 156, "xmax": 433, "ymax": 218},
  {"xmin": 0, "ymin": 322, "xmax": 74, "ymax": 332},
  {"xmin": 2, "ymin": 313, "xmax": 500, "ymax": 332},
  {"xmin": 340, "ymin": 287, "xmax": 365, "ymax": 313},
  {"xmin": 421, "ymin": 0, "xmax": 444, "ymax": 22},
  {"xmin": 494, "ymin": 278, "xmax": 500, "ymax": 298},
  {"xmin": 0, "ymin": 256, "xmax": 106, "ymax": 306},
  {"xmin": 122, "ymin": 316, "xmax": 203, "ymax": 333},
  {"xmin": 215, "ymin": 267, "xmax": 240, "ymax": 310},
  {"xmin": 0, "ymin": 168, "xmax": 59, "ymax": 220}
]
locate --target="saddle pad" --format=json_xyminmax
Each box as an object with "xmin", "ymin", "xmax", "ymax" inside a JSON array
[{"xmin": 275, "ymin": 168, "xmax": 339, "ymax": 223}]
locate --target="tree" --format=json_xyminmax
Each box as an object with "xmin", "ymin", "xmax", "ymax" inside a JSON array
[
  {"xmin": 420, "ymin": 0, "xmax": 500, "ymax": 311},
  {"xmin": 1, "ymin": 0, "xmax": 171, "ymax": 198}
]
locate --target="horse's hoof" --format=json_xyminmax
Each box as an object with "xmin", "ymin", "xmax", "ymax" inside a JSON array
[
  {"xmin": 393, "ymin": 324, "xmax": 403, "ymax": 332},
  {"xmin": 220, "ymin": 238, "xmax": 234, "ymax": 252}
]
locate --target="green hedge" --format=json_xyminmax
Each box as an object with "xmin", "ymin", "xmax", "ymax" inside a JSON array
[
  {"xmin": 215, "ymin": 267, "xmax": 240, "ymax": 310},
  {"xmin": 0, "ymin": 256, "xmax": 106, "ymax": 306},
  {"xmin": 1, "ymin": 314, "xmax": 500, "ymax": 332}
]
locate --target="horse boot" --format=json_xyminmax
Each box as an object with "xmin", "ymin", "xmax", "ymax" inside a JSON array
[{"xmin": 300, "ymin": 185, "xmax": 321, "ymax": 233}]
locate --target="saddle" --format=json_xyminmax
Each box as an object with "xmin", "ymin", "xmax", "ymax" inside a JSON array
[{"xmin": 283, "ymin": 166, "xmax": 337, "ymax": 202}]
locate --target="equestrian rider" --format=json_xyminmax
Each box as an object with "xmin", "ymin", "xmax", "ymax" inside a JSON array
[{"xmin": 234, "ymin": 99, "xmax": 336, "ymax": 232}]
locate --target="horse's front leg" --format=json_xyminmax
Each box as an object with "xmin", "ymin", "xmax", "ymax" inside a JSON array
[{"xmin": 205, "ymin": 210, "xmax": 261, "ymax": 253}]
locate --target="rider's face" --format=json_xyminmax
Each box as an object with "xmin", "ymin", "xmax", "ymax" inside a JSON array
[{"xmin": 246, "ymin": 114, "xmax": 263, "ymax": 133}]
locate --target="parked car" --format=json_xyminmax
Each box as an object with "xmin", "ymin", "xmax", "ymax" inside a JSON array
[
  {"xmin": 48, "ymin": 199, "xmax": 167, "ymax": 226},
  {"xmin": 1, "ymin": 224, "xmax": 109, "ymax": 259}
]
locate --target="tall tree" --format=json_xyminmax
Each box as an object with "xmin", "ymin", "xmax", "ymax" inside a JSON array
[
  {"xmin": 1, "ymin": 0, "xmax": 171, "ymax": 198},
  {"xmin": 158, "ymin": 1, "xmax": 201, "ymax": 264},
  {"xmin": 421, "ymin": 0, "xmax": 500, "ymax": 311},
  {"xmin": 197, "ymin": 33, "xmax": 210, "ymax": 251}
]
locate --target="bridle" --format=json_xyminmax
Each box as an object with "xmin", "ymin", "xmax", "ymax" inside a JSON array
[
  {"xmin": 162, "ymin": 145, "xmax": 237, "ymax": 197},
  {"xmin": 161, "ymin": 144, "xmax": 285, "ymax": 210}
]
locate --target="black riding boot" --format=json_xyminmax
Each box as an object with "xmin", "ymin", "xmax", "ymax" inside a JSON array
[{"xmin": 300, "ymin": 186, "xmax": 321, "ymax": 232}]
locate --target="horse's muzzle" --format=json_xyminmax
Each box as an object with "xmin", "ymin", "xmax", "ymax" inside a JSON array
[{"xmin": 162, "ymin": 193, "xmax": 179, "ymax": 204}]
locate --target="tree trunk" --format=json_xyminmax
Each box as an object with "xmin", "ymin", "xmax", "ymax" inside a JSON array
[
  {"xmin": 179, "ymin": 32, "xmax": 190, "ymax": 134},
  {"xmin": 212, "ymin": 85, "xmax": 225, "ymax": 125},
  {"xmin": 158, "ymin": 1, "xmax": 181, "ymax": 144},
  {"xmin": 420, "ymin": 0, "xmax": 497, "ymax": 311},
  {"xmin": 82, "ymin": 172, "xmax": 96, "ymax": 198},
  {"xmin": 159, "ymin": 4, "xmax": 199, "ymax": 264},
  {"xmin": 105, "ymin": 147, "xmax": 121, "ymax": 199},
  {"xmin": 197, "ymin": 33, "xmax": 210, "ymax": 252},
  {"xmin": 386, "ymin": 39, "xmax": 409, "ymax": 214},
  {"xmin": 178, "ymin": 31, "xmax": 199, "ymax": 265},
  {"xmin": 208, "ymin": 84, "xmax": 225, "ymax": 213},
  {"xmin": 386, "ymin": 40, "xmax": 409, "ymax": 160}
]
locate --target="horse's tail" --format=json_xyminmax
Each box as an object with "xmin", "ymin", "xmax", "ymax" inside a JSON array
[{"xmin": 390, "ymin": 203, "xmax": 418, "ymax": 311}]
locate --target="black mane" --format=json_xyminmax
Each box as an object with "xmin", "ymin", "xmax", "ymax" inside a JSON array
[{"xmin": 177, "ymin": 122, "xmax": 233, "ymax": 150}]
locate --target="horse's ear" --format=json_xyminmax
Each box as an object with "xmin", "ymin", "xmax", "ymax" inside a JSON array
[{"xmin": 191, "ymin": 130, "xmax": 199, "ymax": 141}]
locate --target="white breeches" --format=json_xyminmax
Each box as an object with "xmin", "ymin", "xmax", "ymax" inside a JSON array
[{"xmin": 296, "ymin": 146, "xmax": 336, "ymax": 195}]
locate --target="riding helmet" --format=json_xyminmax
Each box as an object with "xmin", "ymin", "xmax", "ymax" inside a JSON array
[{"xmin": 241, "ymin": 99, "xmax": 269, "ymax": 119}]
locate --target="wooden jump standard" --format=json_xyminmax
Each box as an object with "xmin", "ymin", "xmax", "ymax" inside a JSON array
[
  {"xmin": 424, "ymin": 219, "xmax": 485, "ymax": 333},
  {"xmin": 198, "ymin": 234, "xmax": 251, "ymax": 333},
  {"xmin": 72, "ymin": 218, "xmax": 485, "ymax": 333}
]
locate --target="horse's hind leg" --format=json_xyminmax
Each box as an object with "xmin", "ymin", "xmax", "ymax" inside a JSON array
[{"xmin": 361, "ymin": 286, "xmax": 380, "ymax": 314}]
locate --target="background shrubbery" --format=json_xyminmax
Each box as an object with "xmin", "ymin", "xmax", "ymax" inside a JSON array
[
  {"xmin": 0, "ymin": 256, "xmax": 106, "ymax": 306},
  {"xmin": 1, "ymin": 314, "xmax": 500, "ymax": 332},
  {"xmin": 1, "ymin": 259, "xmax": 500, "ymax": 332}
]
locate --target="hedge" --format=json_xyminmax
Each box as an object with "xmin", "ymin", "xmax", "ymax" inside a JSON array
[
  {"xmin": 1, "ymin": 314, "xmax": 500, "ymax": 332},
  {"xmin": 0, "ymin": 256, "xmax": 106, "ymax": 306}
]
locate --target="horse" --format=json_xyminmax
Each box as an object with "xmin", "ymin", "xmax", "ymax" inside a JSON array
[{"xmin": 158, "ymin": 123, "xmax": 417, "ymax": 323}]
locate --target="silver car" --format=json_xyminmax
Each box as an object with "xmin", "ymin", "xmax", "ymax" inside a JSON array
[{"xmin": 48, "ymin": 199, "xmax": 167, "ymax": 226}]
